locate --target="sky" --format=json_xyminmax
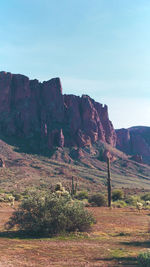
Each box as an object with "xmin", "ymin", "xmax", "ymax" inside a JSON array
[{"xmin": 0, "ymin": 0, "xmax": 150, "ymax": 128}]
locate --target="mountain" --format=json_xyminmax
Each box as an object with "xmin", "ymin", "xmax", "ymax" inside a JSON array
[
  {"xmin": 116, "ymin": 126, "xmax": 150, "ymax": 165},
  {"xmin": 0, "ymin": 71, "xmax": 150, "ymax": 192},
  {"xmin": 0, "ymin": 71, "xmax": 116, "ymax": 151}
]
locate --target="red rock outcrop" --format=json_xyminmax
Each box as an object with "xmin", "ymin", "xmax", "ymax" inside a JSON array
[
  {"xmin": 0, "ymin": 71, "xmax": 116, "ymax": 150},
  {"xmin": 116, "ymin": 126, "xmax": 150, "ymax": 165},
  {"xmin": 64, "ymin": 94, "xmax": 116, "ymax": 147}
]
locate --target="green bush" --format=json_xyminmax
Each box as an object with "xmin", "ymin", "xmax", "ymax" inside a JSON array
[
  {"xmin": 88, "ymin": 193, "xmax": 106, "ymax": 207},
  {"xmin": 125, "ymin": 195, "xmax": 141, "ymax": 206},
  {"xmin": 141, "ymin": 193, "xmax": 150, "ymax": 201},
  {"xmin": 112, "ymin": 189, "xmax": 124, "ymax": 201},
  {"xmin": 5, "ymin": 192, "xmax": 95, "ymax": 236},
  {"xmin": 137, "ymin": 251, "xmax": 150, "ymax": 266},
  {"xmin": 112, "ymin": 200, "xmax": 127, "ymax": 208},
  {"xmin": 75, "ymin": 191, "xmax": 89, "ymax": 200}
]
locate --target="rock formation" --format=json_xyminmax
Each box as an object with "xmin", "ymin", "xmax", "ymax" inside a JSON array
[
  {"xmin": 116, "ymin": 126, "xmax": 150, "ymax": 164},
  {"xmin": 0, "ymin": 71, "xmax": 116, "ymax": 151}
]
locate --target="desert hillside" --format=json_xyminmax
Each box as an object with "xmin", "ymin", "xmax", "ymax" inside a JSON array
[{"xmin": 0, "ymin": 136, "xmax": 150, "ymax": 192}]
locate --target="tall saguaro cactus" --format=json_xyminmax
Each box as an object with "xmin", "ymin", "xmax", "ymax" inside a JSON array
[
  {"xmin": 71, "ymin": 176, "xmax": 77, "ymax": 197},
  {"xmin": 107, "ymin": 156, "xmax": 111, "ymax": 207}
]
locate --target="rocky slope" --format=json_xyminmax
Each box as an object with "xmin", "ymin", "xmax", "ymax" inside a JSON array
[
  {"xmin": 116, "ymin": 126, "xmax": 150, "ymax": 164},
  {"xmin": 0, "ymin": 137, "xmax": 150, "ymax": 192},
  {"xmin": 0, "ymin": 71, "xmax": 116, "ymax": 151}
]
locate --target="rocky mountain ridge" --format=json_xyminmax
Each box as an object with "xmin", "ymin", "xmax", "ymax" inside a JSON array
[
  {"xmin": 116, "ymin": 126, "xmax": 150, "ymax": 165},
  {"xmin": 0, "ymin": 71, "xmax": 116, "ymax": 151}
]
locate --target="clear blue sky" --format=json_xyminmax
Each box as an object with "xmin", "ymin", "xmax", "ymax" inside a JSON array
[{"xmin": 0, "ymin": 0, "xmax": 150, "ymax": 128}]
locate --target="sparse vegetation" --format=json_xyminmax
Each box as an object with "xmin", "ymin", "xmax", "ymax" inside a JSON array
[{"xmin": 0, "ymin": 202, "xmax": 150, "ymax": 266}]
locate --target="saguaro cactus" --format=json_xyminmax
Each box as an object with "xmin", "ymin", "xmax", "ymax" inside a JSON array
[
  {"xmin": 71, "ymin": 177, "xmax": 78, "ymax": 197},
  {"xmin": 107, "ymin": 157, "xmax": 111, "ymax": 207}
]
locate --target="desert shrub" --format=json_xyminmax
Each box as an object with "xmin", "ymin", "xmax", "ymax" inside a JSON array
[
  {"xmin": 76, "ymin": 199, "xmax": 90, "ymax": 207},
  {"xmin": 0, "ymin": 196, "xmax": 5, "ymax": 202},
  {"xmin": 141, "ymin": 193, "xmax": 150, "ymax": 201},
  {"xmin": 0, "ymin": 193, "xmax": 14, "ymax": 203},
  {"xmin": 75, "ymin": 191, "xmax": 89, "ymax": 200},
  {"xmin": 145, "ymin": 200, "xmax": 150, "ymax": 207},
  {"xmin": 81, "ymin": 199, "xmax": 90, "ymax": 207},
  {"xmin": 112, "ymin": 189, "xmax": 124, "ymax": 201},
  {"xmin": 5, "ymin": 192, "xmax": 95, "ymax": 236},
  {"xmin": 11, "ymin": 193, "xmax": 22, "ymax": 201},
  {"xmin": 137, "ymin": 251, "xmax": 150, "ymax": 266},
  {"xmin": 125, "ymin": 195, "xmax": 141, "ymax": 206},
  {"xmin": 112, "ymin": 200, "xmax": 127, "ymax": 208},
  {"xmin": 4, "ymin": 194, "xmax": 12, "ymax": 202},
  {"xmin": 88, "ymin": 193, "xmax": 106, "ymax": 207}
]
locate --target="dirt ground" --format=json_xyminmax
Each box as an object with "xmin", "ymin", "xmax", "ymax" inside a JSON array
[{"xmin": 0, "ymin": 204, "xmax": 149, "ymax": 266}]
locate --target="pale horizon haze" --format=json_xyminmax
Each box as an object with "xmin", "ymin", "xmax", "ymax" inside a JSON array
[{"xmin": 0, "ymin": 0, "xmax": 150, "ymax": 129}]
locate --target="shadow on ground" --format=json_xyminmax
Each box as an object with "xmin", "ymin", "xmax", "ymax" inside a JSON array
[
  {"xmin": 0, "ymin": 230, "xmax": 51, "ymax": 239},
  {"xmin": 93, "ymin": 256, "xmax": 137, "ymax": 266},
  {"xmin": 121, "ymin": 240, "xmax": 150, "ymax": 248}
]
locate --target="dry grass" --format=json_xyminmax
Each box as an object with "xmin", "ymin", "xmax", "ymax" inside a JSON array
[{"xmin": 0, "ymin": 204, "xmax": 150, "ymax": 266}]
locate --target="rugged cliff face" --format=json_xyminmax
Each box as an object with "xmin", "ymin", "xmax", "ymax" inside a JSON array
[
  {"xmin": 0, "ymin": 71, "xmax": 116, "ymax": 150},
  {"xmin": 116, "ymin": 126, "xmax": 150, "ymax": 164}
]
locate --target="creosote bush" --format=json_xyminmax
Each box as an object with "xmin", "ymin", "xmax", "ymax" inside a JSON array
[
  {"xmin": 5, "ymin": 191, "xmax": 96, "ymax": 236},
  {"xmin": 88, "ymin": 193, "xmax": 106, "ymax": 207},
  {"xmin": 112, "ymin": 189, "xmax": 124, "ymax": 201},
  {"xmin": 137, "ymin": 251, "xmax": 150, "ymax": 266}
]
